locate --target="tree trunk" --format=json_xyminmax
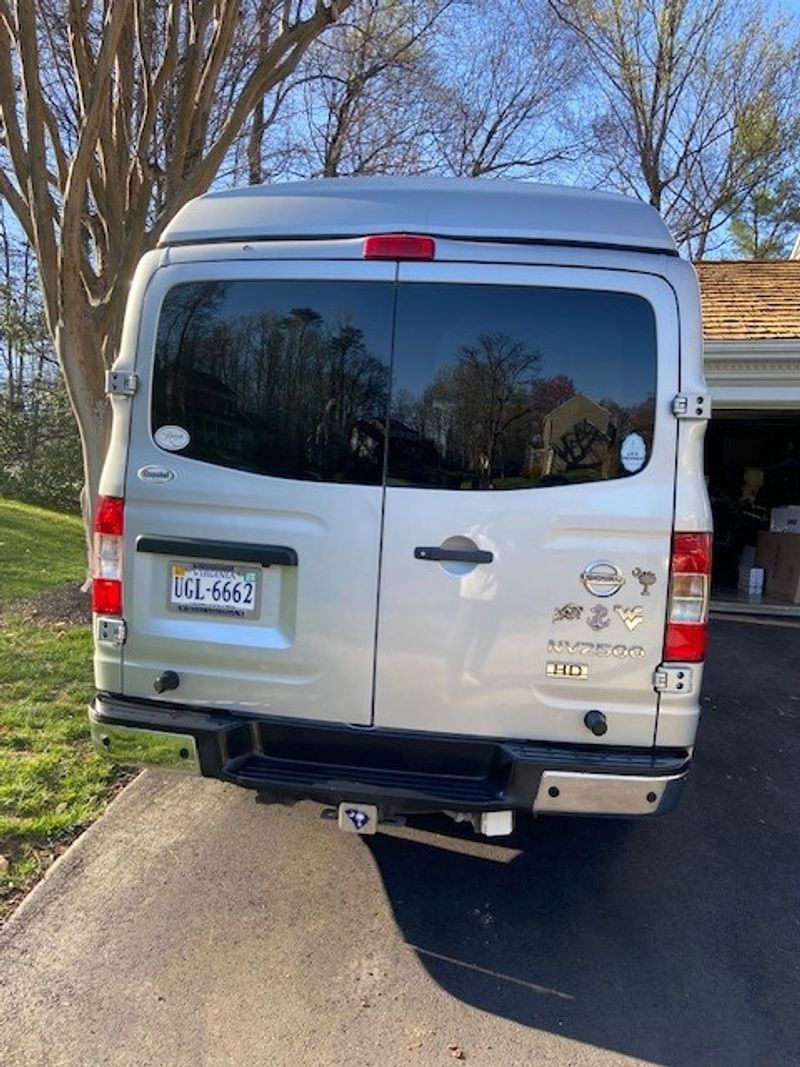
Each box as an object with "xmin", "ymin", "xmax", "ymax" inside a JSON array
[{"xmin": 54, "ymin": 317, "xmax": 113, "ymax": 577}]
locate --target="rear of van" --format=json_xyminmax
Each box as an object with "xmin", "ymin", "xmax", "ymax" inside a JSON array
[{"xmin": 89, "ymin": 178, "xmax": 711, "ymax": 833}]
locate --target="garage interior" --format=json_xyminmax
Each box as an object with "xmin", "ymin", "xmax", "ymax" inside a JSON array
[{"xmin": 706, "ymin": 410, "xmax": 800, "ymax": 615}]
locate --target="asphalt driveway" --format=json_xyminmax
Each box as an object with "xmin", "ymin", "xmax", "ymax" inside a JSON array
[{"xmin": 1, "ymin": 618, "xmax": 798, "ymax": 1066}]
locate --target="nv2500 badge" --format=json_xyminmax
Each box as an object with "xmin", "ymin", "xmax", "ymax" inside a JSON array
[{"xmin": 547, "ymin": 640, "xmax": 646, "ymax": 659}]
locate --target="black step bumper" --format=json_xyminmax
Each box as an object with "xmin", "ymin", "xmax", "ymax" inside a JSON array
[{"xmin": 89, "ymin": 694, "xmax": 691, "ymax": 817}]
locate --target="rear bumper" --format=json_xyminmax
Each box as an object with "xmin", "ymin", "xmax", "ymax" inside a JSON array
[{"xmin": 89, "ymin": 694, "xmax": 691, "ymax": 818}]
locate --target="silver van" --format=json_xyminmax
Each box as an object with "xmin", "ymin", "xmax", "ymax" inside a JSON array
[{"xmin": 89, "ymin": 177, "xmax": 712, "ymax": 836}]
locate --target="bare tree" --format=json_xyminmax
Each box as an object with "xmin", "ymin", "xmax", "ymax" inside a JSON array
[
  {"xmin": 244, "ymin": 0, "xmax": 448, "ymax": 182},
  {"xmin": 245, "ymin": 0, "xmax": 580, "ymax": 186},
  {"xmin": 0, "ymin": 0, "xmax": 355, "ymax": 545},
  {"xmin": 549, "ymin": 0, "xmax": 800, "ymax": 254},
  {"xmin": 428, "ymin": 0, "xmax": 581, "ymax": 178}
]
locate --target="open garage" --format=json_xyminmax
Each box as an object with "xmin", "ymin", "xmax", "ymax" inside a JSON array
[{"xmin": 697, "ymin": 262, "xmax": 800, "ymax": 614}]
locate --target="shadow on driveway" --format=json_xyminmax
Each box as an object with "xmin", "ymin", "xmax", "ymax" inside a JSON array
[{"xmin": 366, "ymin": 619, "xmax": 800, "ymax": 1067}]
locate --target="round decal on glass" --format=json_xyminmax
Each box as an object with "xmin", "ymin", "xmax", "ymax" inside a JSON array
[
  {"xmin": 154, "ymin": 425, "xmax": 190, "ymax": 452},
  {"xmin": 620, "ymin": 432, "xmax": 647, "ymax": 473}
]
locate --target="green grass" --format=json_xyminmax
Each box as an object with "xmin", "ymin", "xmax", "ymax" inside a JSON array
[
  {"xmin": 0, "ymin": 498, "xmax": 125, "ymax": 920},
  {"xmin": 0, "ymin": 497, "xmax": 87, "ymax": 602}
]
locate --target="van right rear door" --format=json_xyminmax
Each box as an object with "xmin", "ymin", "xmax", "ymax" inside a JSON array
[{"xmin": 372, "ymin": 262, "xmax": 679, "ymax": 746}]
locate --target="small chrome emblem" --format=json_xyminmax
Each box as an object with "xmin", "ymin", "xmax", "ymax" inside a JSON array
[
  {"xmin": 581, "ymin": 561, "xmax": 625, "ymax": 598},
  {"xmin": 615, "ymin": 605, "xmax": 645, "ymax": 631},
  {"xmin": 632, "ymin": 567, "xmax": 656, "ymax": 596},
  {"xmin": 587, "ymin": 605, "xmax": 611, "ymax": 631},
  {"xmin": 546, "ymin": 662, "xmax": 588, "ymax": 679},
  {"xmin": 553, "ymin": 603, "xmax": 583, "ymax": 623},
  {"xmin": 137, "ymin": 465, "xmax": 176, "ymax": 483}
]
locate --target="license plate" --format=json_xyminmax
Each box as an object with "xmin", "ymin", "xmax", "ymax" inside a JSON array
[{"xmin": 169, "ymin": 562, "xmax": 259, "ymax": 616}]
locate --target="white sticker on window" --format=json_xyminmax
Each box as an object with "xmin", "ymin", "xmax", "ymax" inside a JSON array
[
  {"xmin": 620, "ymin": 432, "xmax": 647, "ymax": 473},
  {"xmin": 154, "ymin": 425, "xmax": 190, "ymax": 451}
]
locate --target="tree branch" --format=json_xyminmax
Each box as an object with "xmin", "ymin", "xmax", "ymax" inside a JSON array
[
  {"xmin": 160, "ymin": 0, "xmax": 356, "ymax": 226},
  {"xmin": 61, "ymin": 0, "xmax": 135, "ymax": 272},
  {"xmin": 15, "ymin": 0, "xmax": 59, "ymax": 332}
]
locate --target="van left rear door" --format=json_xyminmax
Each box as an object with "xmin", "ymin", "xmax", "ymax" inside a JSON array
[{"xmin": 120, "ymin": 260, "xmax": 395, "ymax": 725}]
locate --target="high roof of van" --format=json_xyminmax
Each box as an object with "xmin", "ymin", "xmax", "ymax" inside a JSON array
[{"xmin": 159, "ymin": 177, "xmax": 677, "ymax": 255}]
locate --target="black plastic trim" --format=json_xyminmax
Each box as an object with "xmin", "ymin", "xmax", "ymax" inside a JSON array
[
  {"xmin": 159, "ymin": 233, "xmax": 679, "ymax": 257},
  {"xmin": 415, "ymin": 546, "xmax": 493, "ymax": 564},
  {"xmin": 135, "ymin": 536, "xmax": 297, "ymax": 567},
  {"xmin": 91, "ymin": 693, "xmax": 691, "ymax": 815}
]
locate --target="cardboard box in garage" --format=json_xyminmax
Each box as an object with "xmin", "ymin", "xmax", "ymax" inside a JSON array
[
  {"xmin": 770, "ymin": 506, "xmax": 800, "ymax": 534},
  {"xmin": 756, "ymin": 531, "xmax": 800, "ymax": 604}
]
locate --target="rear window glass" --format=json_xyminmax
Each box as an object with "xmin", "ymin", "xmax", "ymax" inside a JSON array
[
  {"xmin": 152, "ymin": 279, "xmax": 657, "ymax": 489},
  {"xmin": 388, "ymin": 284, "xmax": 657, "ymax": 490},
  {"xmin": 152, "ymin": 280, "xmax": 394, "ymax": 484}
]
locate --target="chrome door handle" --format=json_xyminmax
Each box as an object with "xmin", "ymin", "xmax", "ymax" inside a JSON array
[{"xmin": 414, "ymin": 546, "xmax": 493, "ymax": 564}]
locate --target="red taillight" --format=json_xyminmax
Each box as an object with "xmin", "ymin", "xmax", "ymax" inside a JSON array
[
  {"xmin": 92, "ymin": 578, "xmax": 123, "ymax": 615},
  {"xmin": 664, "ymin": 532, "xmax": 712, "ymax": 663},
  {"xmin": 92, "ymin": 495, "xmax": 124, "ymax": 615},
  {"xmin": 94, "ymin": 495, "xmax": 124, "ymax": 536},
  {"xmin": 363, "ymin": 234, "xmax": 435, "ymax": 260}
]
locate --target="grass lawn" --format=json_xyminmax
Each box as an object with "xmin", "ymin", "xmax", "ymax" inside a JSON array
[
  {"xmin": 0, "ymin": 497, "xmax": 127, "ymax": 921},
  {"xmin": 0, "ymin": 497, "xmax": 88, "ymax": 600}
]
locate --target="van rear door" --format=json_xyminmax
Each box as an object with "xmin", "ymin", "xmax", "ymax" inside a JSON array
[
  {"xmin": 373, "ymin": 262, "xmax": 678, "ymax": 746},
  {"xmin": 121, "ymin": 260, "xmax": 395, "ymax": 725}
]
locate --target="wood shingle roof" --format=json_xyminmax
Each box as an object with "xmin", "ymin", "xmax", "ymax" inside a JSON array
[{"xmin": 695, "ymin": 261, "xmax": 800, "ymax": 341}]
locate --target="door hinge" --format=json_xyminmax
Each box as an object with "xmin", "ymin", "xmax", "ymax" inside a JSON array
[
  {"xmin": 96, "ymin": 617, "xmax": 127, "ymax": 646},
  {"xmin": 672, "ymin": 393, "xmax": 710, "ymax": 419},
  {"xmin": 653, "ymin": 665, "xmax": 693, "ymax": 694},
  {"xmin": 105, "ymin": 370, "xmax": 139, "ymax": 397}
]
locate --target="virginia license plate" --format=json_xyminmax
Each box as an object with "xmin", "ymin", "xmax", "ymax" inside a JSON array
[{"xmin": 169, "ymin": 562, "xmax": 259, "ymax": 616}]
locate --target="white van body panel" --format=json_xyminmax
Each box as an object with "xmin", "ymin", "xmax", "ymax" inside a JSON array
[
  {"xmin": 160, "ymin": 177, "xmax": 676, "ymax": 253},
  {"xmin": 373, "ymin": 262, "xmax": 679, "ymax": 745},
  {"xmin": 116, "ymin": 259, "xmax": 396, "ymax": 724}
]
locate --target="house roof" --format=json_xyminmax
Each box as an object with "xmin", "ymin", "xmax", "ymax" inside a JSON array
[
  {"xmin": 695, "ymin": 261, "xmax": 800, "ymax": 341},
  {"xmin": 160, "ymin": 177, "xmax": 676, "ymax": 254}
]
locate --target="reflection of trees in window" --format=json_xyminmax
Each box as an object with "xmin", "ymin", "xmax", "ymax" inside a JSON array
[
  {"xmin": 153, "ymin": 283, "xmax": 389, "ymax": 480},
  {"xmin": 600, "ymin": 394, "xmax": 656, "ymax": 442},
  {"xmin": 154, "ymin": 282, "xmax": 227, "ymax": 430},
  {"xmin": 526, "ymin": 374, "xmax": 576, "ymax": 477},
  {"xmin": 412, "ymin": 332, "xmax": 542, "ymax": 487}
]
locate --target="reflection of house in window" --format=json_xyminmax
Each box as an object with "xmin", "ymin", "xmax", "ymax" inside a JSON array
[
  {"xmin": 350, "ymin": 417, "xmax": 421, "ymax": 457},
  {"xmin": 183, "ymin": 369, "xmax": 255, "ymax": 454},
  {"xmin": 542, "ymin": 393, "xmax": 615, "ymax": 475},
  {"xmin": 350, "ymin": 417, "xmax": 441, "ymax": 482}
]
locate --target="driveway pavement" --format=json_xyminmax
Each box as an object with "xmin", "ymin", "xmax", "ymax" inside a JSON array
[{"xmin": 1, "ymin": 618, "xmax": 799, "ymax": 1067}]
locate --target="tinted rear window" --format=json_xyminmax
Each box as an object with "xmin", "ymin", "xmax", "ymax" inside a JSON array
[
  {"xmin": 152, "ymin": 280, "xmax": 394, "ymax": 484},
  {"xmin": 387, "ymin": 284, "xmax": 656, "ymax": 489},
  {"xmin": 152, "ymin": 280, "xmax": 657, "ymax": 488}
]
